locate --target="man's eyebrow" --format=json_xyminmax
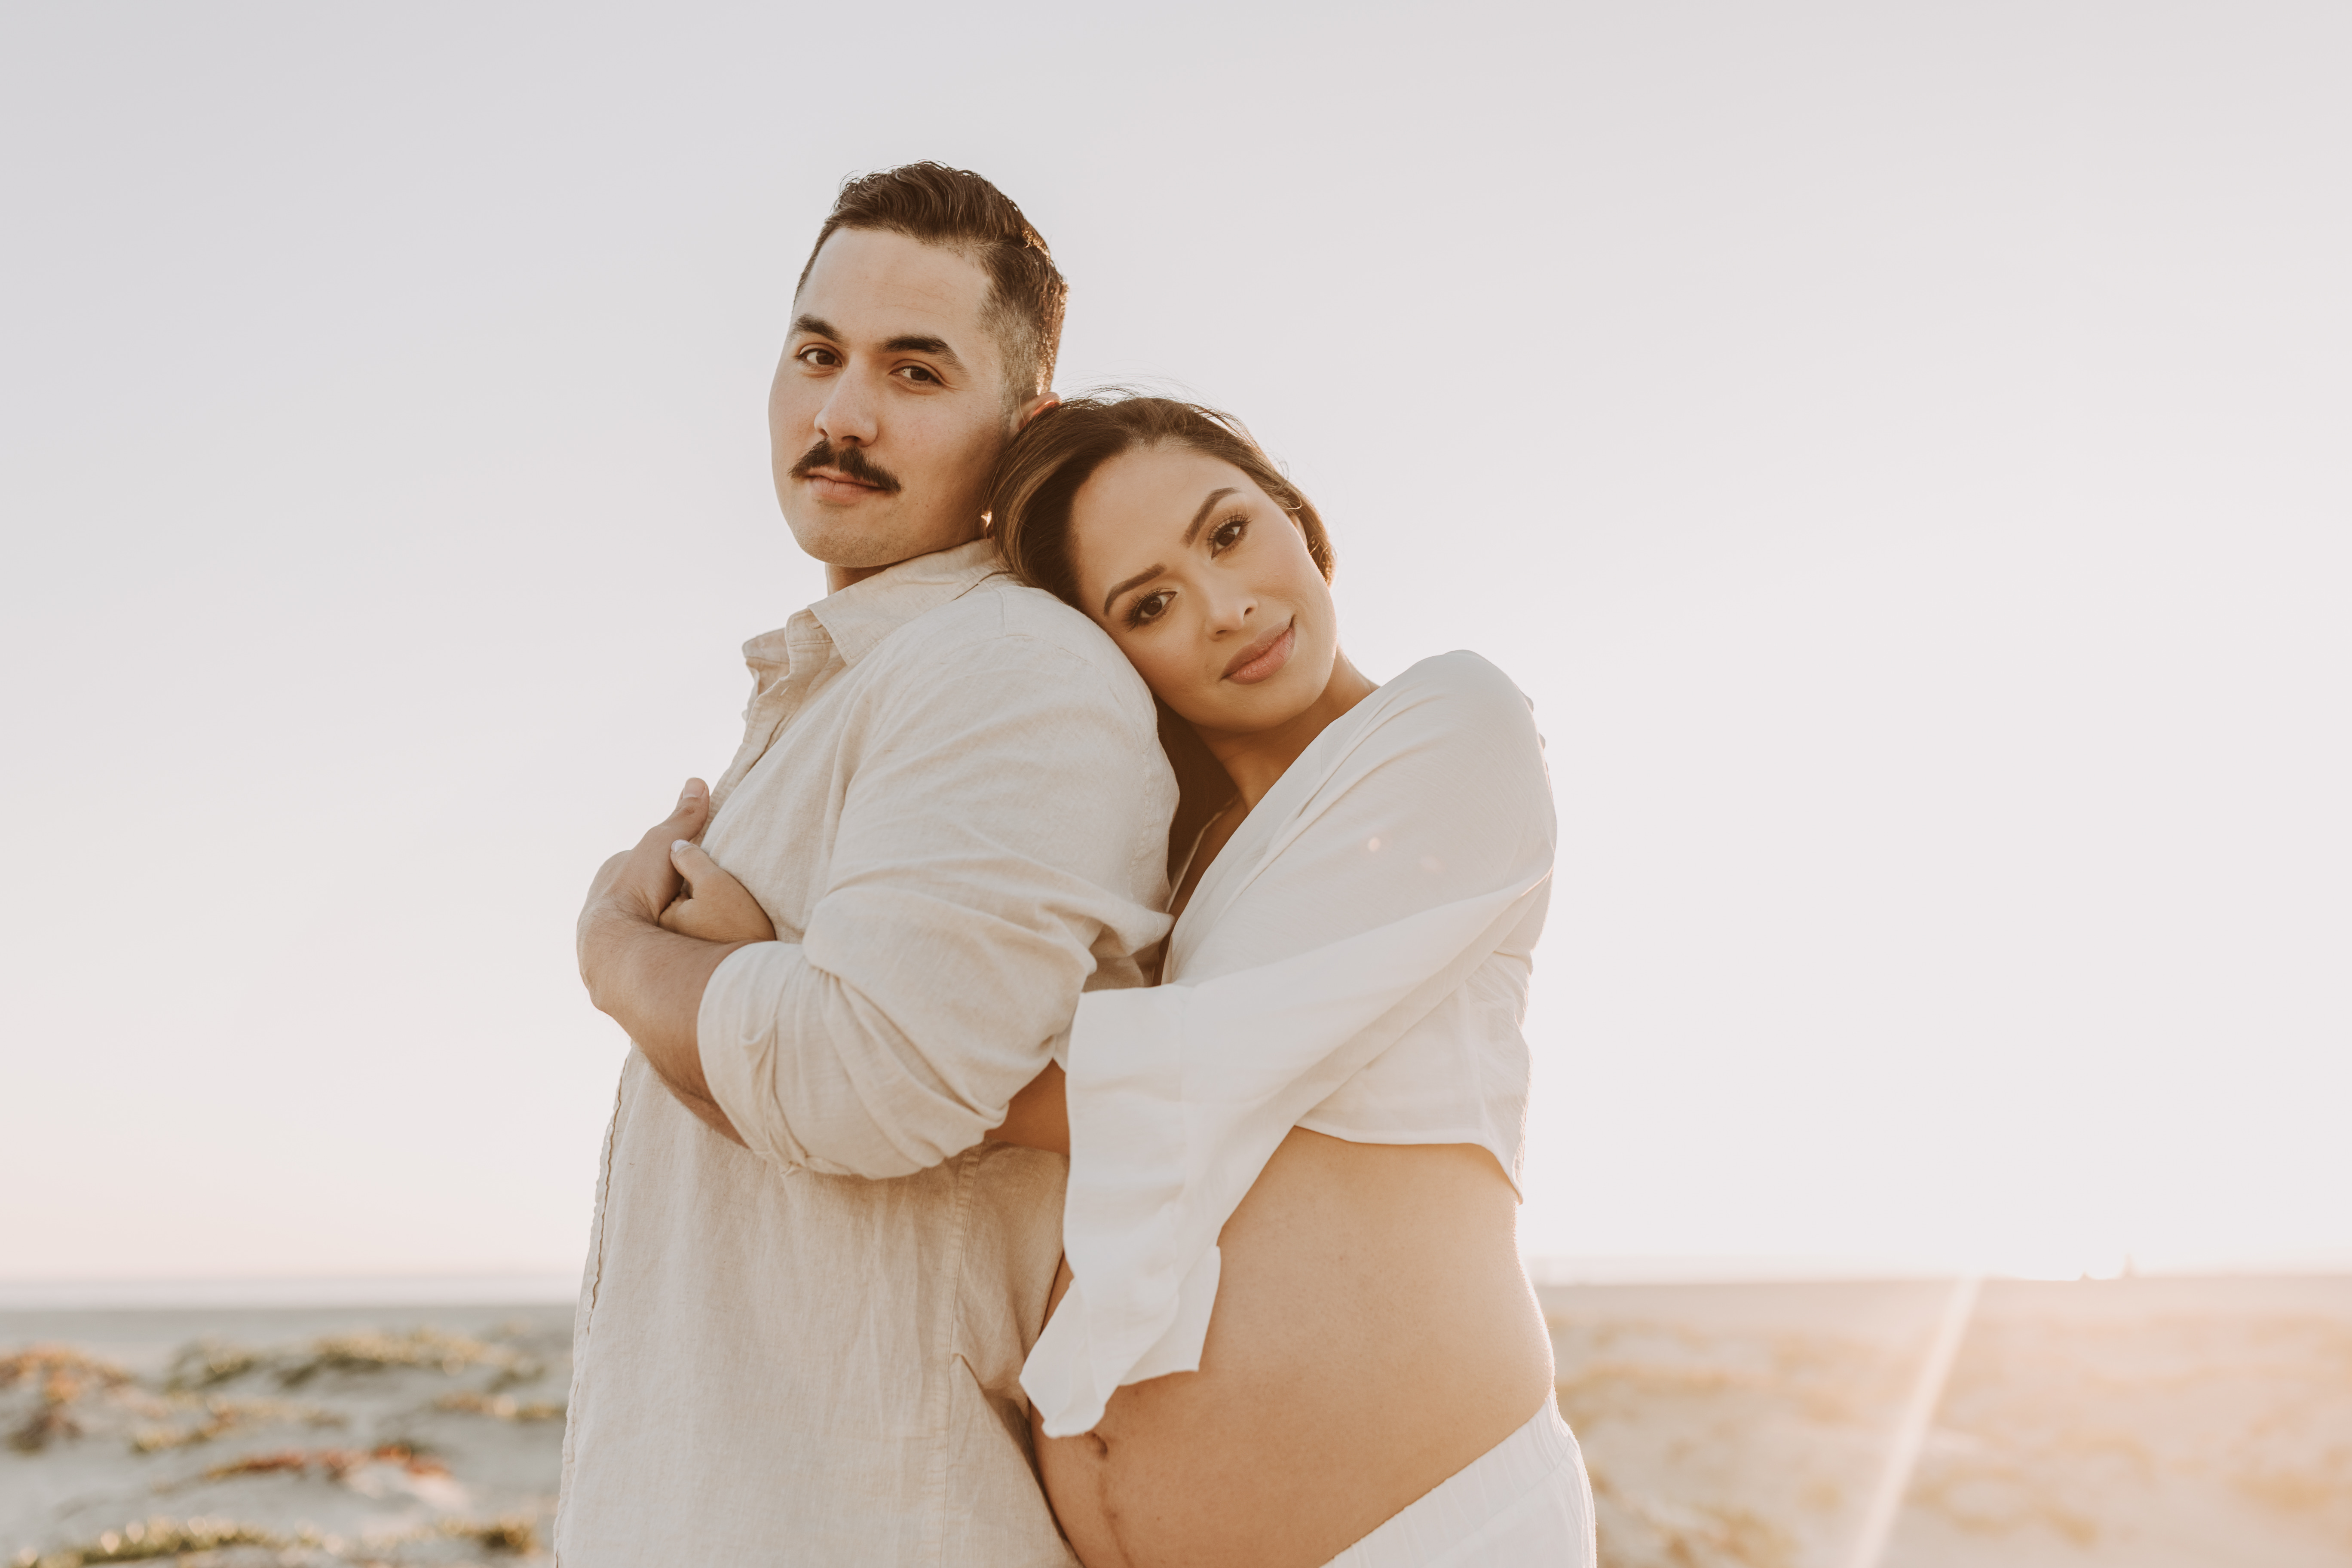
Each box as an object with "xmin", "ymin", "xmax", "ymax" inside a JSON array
[
  {"xmin": 790, "ymin": 318, "xmax": 967, "ymax": 373},
  {"xmin": 882, "ymin": 333, "xmax": 963, "ymax": 368},
  {"xmin": 1102, "ymin": 565, "xmax": 1165, "ymax": 618},
  {"xmin": 1184, "ymin": 487, "xmax": 1240, "ymax": 546}
]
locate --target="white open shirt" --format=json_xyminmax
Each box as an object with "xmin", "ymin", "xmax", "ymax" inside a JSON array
[{"xmin": 1023, "ymin": 652, "xmax": 1556, "ymax": 1438}]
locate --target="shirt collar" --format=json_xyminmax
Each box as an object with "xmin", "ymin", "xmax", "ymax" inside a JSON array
[
  {"xmin": 739, "ymin": 539, "xmax": 1005, "ymax": 682},
  {"xmin": 808, "ymin": 537, "xmax": 1005, "ymax": 666}
]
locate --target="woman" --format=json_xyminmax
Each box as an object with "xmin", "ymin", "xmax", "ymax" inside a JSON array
[{"xmin": 983, "ymin": 395, "xmax": 1591, "ymax": 1568}]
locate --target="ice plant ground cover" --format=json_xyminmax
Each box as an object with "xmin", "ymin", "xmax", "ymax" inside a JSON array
[
  {"xmin": 5, "ymin": 1277, "xmax": 2349, "ymax": 1566},
  {"xmin": 1, "ymin": 1304, "xmax": 567, "ymax": 1567}
]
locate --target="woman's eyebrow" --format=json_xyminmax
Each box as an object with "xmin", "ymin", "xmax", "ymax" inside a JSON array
[
  {"xmin": 1099, "ymin": 488, "xmax": 1246, "ymax": 614},
  {"xmin": 1102, "ymin": 565, "xmax": 1164, "ymax": 617},
  {"xmin": 1184, "ymin": 487, "xmax": 1239, "ymax": 545}
]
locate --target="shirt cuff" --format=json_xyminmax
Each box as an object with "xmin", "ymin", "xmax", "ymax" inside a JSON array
[{"xmin": 697, "ymin": 940, "xmax": 816, "ymax": 1169}]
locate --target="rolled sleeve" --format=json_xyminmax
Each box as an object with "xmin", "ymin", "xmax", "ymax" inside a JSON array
[{"xmin": 697, "ymin": 637, "xmax": 1173, "ymax": 1179}]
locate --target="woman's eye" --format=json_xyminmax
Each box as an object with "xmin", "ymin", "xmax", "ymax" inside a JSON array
[
  {"xmin": 1210, "ymin": 517, "xmax": 1248, "ymax": 552},
  {"xmin": 1126, "ymin": 590, "xmax": 1173, "ymax": 628}
]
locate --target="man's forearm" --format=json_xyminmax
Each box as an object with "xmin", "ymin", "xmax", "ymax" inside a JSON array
[{"xmin": 588, "ymin": 913, "xmax": 756, "ymax": 1146}]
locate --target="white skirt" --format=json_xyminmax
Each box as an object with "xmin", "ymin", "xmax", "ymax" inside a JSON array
[{"xmin": 1316, "ymin": 1400, "xmax": 1596, "ymax": 1568}]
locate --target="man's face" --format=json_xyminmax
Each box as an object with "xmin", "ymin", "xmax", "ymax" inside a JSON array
[{"xmin": 769, "ymin": 228, "xmax": 1043, "ymax": 587}]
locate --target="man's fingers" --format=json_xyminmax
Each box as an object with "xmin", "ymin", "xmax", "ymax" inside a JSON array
[
  {"xmin": 670, "ymin": 838, "xmax": 719, "ymax": 891},
  {"xmin": 633, "ymin": 778, "xmax": 713, "ymax": 856},
  {"xmin": 668, "ymin": 777, "xmax": 711, "ymax": 840},
  {"xmin": 658, "ymin": 839, "xmax": 775, "ymax": 944}
]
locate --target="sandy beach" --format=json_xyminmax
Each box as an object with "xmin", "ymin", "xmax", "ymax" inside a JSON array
[
  {"xmin": 1547, "ymin": 1275, "xmax": 2352, "ymax": 1567},
  {"xmin": 5, "ymin": 1276, "xmax": 2348, "ymax": 1565}
]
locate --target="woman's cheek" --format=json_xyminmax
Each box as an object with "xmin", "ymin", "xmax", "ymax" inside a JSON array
[
  {"xmin": 1146, "ymin": 647, "xmax": 1200, "ymax": 707},
  {"xmin": 1147, "ymin": 650, "xmax": 1223, "ymax": 726}
]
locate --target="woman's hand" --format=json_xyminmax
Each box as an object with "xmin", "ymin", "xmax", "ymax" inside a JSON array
[{"xmin": 659, "ymin": 839, "xmax": 778, "ymax": 945}]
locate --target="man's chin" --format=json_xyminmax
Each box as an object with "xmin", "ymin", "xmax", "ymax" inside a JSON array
[
  {"xmin": 786, "ymin": 508, "xmax": 887, "ymax": 558},
  {"xmin": 785, "ymin": 517, "xmax": 948, "ymax": 579}
]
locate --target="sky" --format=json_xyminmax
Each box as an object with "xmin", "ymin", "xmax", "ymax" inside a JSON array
[{"xmin": 3, "ymin": 0, "xmax": 2346, "ymax": 1291}]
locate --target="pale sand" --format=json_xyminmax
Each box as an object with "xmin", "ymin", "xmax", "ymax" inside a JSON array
[
  {"xmin": 1545, "ymin": 1275, "xmax": 2352, "ymax": 1567},
  {"xmin": 5, "ymin": 1277, "xmax": 2349, "ymax": 1565}
]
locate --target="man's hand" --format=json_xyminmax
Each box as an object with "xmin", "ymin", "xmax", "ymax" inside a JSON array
[
  {"xmin": 577, "ymin": 778, "xmax": 712, "ymax": 992},
  {"xmin": 579, "ymin": 779, "xmax": 757, "ymax": 1148},
  {"xmin": 662, "ymin": 841, "xmax": 778, "ymax": 944}
]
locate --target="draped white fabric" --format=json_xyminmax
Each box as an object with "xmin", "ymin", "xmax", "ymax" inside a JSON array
[{"xmin": 1022, "ymin": 652, "xmax": 1558, "ymax": 1437}]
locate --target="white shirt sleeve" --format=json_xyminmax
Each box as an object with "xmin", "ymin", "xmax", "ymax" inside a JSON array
[{"xmin": 698, "ymin": 636, "xmax": 1174, "ymax": 1180}]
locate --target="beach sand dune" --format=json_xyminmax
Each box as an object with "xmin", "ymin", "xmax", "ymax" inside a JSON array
[{"xmin": 6, "ymin": 1277, "xmax": 2349, "ymax": 1565}]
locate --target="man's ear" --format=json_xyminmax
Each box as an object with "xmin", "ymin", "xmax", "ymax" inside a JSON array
[{"xmin": 1012, "ymin": 389, "xmax": 1061, "ymax": 433}]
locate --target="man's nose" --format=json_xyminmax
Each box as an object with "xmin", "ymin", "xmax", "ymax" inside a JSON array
[{"xmin": 815, "ymin": 370, "xmax": 881, "ymax": 448}]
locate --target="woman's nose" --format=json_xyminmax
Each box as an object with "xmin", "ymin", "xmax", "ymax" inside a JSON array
[{"xmin": 1203, "ymin": 584, "xmax": 1255, "ymax": 635}]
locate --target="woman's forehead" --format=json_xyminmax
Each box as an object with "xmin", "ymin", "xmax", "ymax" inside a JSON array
[
  {"xmin": 1072, "ymin": 444, "xmax": 1260, "ymax": 591},
  {"xmin": 1078, "ymin": 444, "xmax": 1258, "ymax": 531}
]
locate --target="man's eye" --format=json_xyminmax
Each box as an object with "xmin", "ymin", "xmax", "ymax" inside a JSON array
[
  {"xmin": 897, "ymin": 365, "xmax": 941, "ymax": 384},
  {"xmin": 797, "ymin": 346, "xmax": 838, "ymax": 368}
]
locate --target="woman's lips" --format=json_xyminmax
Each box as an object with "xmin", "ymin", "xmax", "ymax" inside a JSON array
[{"xmin": 1222, "ymin": 620, "xmax": 1296, "ymax": 685}]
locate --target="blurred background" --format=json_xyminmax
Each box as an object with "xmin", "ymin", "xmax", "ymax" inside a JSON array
[{"xmin": 3, "ymin": 3, "xmax": 2347, "ymax": 1564}]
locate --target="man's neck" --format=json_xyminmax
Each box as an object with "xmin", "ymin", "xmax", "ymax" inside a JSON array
[{"xmin": 824, "ymin": 530, "xmax": 987, "ymax": 594}]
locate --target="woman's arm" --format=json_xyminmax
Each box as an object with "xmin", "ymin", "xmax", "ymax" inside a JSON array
[{"xmin": 989, "ymin": 1061, "xmax": 1069, "ymax": 1156}]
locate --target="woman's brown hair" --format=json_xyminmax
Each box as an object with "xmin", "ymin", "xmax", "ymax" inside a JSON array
[
  {"xmin": 988, "ymin": 393, "xmax": 1337, "ymax": 873},
  {"xmin": 988, "ymin": 393, "xmax": 1335, "ymax": 612}
]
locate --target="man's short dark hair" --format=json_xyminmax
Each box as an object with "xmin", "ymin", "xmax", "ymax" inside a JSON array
[{"xmin": 797, "ymin": 163, "xmax": 1067, "ymax": 405}]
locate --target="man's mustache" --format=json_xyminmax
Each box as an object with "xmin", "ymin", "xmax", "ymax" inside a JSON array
[{"xmin": 790, "ymin": 439, "xmax": 903, "ymax": 495}]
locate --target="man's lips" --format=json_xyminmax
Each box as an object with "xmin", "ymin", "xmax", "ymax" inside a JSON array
[
  {"xmin": 1222, "ymin": 620, "xmax": 1296, "ymax": 684},
  {"xmin": 801, "ymin": 469, "xmax": 885, "ymax": 499}
]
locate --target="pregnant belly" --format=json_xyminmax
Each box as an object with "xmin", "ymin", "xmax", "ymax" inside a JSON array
[{"xmin": 1034, "ymin": 1130, "xmax": 1555, "ymax": 1568}]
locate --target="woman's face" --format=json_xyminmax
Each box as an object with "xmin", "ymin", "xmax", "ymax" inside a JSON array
[{"xmin": 1066, "ymin": 442, "xmax": 1339, "ymax": 736}]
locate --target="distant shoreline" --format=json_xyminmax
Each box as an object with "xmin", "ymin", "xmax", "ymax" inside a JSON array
[
  {"xmin": 8, "ymin": 1256, "xmax": 2351, "ymax": 1312},
  {"xmin": 0, "ymin": 1274, "xmax": 582, "ymax": 1311}
]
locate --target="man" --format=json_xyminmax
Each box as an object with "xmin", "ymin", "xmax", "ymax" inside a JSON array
[{"xmin": 561, "ymin": 164, "xmax": 1175, "ymax": 1565}]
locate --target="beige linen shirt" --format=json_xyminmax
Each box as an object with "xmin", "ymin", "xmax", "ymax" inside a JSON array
[{"xmin": 557, "ymin": 540, "xmax": 1175, "ymax": 1567}]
